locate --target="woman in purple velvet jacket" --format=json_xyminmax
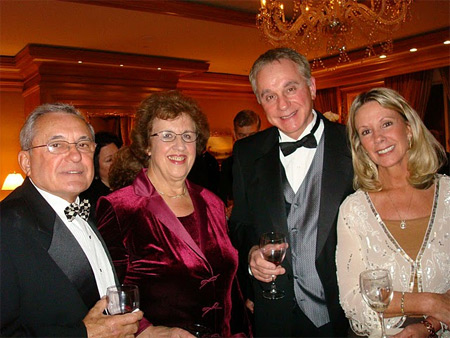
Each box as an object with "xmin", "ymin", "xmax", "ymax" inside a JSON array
[{"xmin": 96, "ymin": 91, "xmax": 250, "ymax": 337}]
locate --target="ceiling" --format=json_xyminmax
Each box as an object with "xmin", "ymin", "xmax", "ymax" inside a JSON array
[{"xmin": 0, "ymin": 0, "xmax": 449, "ymax": 76}]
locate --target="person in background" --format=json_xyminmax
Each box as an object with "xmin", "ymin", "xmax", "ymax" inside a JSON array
[
  {"xmin": 336, "ymin": 87, "xmax": 449, "ymax": 337},
  {"xmin": 218, "ymin": 109, "xmax": 261, "ymax": 217},
  {"xmin": 187, "ymin": 145, "xmax": 221, "ymax": 195},
  {"xmin": 229, "ymin": 47, "xmax": 353, "ymax": 337},
  {"xmin": 96, "ymin": 91, "xmax": 250, "ymax": 337},
  {"xmin": 0, "ymin": 103, "xmax": 143, "ymax": 337},
  {"xmin": 80, "ymin": 131, "xmax": 122, "ymax": 217}
]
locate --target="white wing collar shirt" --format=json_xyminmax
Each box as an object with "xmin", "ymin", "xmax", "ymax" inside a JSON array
[
  {"xmin": 32, "ymin": 180, "xmax": 116, "ymax": 297},
  {"xmin": 279, "ymin": 110, "xmax": 324, "ymax": 193}
]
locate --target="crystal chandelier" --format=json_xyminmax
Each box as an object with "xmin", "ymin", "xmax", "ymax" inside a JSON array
[{"xmin": 257, "ymin": 0, "xmax": 412, "ymax": 69}]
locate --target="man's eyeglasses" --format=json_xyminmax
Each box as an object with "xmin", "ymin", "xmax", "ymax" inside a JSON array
[
  {"xmin": 25, "ymin": 140, "xmax": 97, "ymax": 154},
  {"xmin": 150, "ymin": 131, "xmax": 198, "ymax": 143}
]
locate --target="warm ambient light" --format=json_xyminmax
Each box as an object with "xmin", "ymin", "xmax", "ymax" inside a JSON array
[
  {"xmin": 379, "ymin": 55, "xmax": 387, "ymax": 59},
  {"xmin": 444, "ymin": 40, "xmax": 450, "ymax": 45},
  {"xmin": 1, "ymin": 172, "xmax": 24, "ymax": 190},
  {"xmin": 409, "ymin": 48, "xmax": 418, "ymax": 52},
  {"xmin": 78, "ymin": 60, "xmax": 83, "ymax": 64}
]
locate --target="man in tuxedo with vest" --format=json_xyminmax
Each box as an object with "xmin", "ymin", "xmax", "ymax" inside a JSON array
[
  {"xmin": 0, "ymin": 103, "xmax": 143, "ymax": 336},
  {"xmin": 229, "ymin": 48, "xmax": 354, "ymax": 337}
]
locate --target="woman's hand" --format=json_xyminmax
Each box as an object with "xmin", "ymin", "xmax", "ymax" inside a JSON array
[
  {"xmin": 137, "ymin": 325, "xmax": 195, "ymax": 338},
  {"xmin": 427, "ymin": 290, "xmax": 450, "ymax": 325},
  {"xmin": 248, "ymin": 245, "xmax": 286, "ymax": 283}
]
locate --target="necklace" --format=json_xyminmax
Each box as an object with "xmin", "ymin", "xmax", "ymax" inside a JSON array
[
  {"xmin": 386, "ymin": 189, "xmax": 414, "ymax": 230},
  {"xmin": 157, "ymin": 186, "xmax": 187, "ymax": 199}
]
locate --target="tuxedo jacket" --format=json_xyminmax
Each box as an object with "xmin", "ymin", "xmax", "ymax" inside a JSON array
[
  {"xmin": 218, "ymin": 155, "xmax": 234, "ymax": 204},
  {"xmin": 0, "ymin": 178, "xmax": 116, "ymax": 337},
  {"xmin": 229, "ymin": 113, "xmax": 354, "ymax": 337}
]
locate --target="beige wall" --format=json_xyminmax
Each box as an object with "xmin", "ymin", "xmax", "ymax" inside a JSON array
[
  {"xmin": 193, "ymin": 95, "xmax": 268, "ymax": 133},
  {"xmin": 0, "ymin": 89, "xmax": 270, "ymax": 200},
  {"xmin": 0, "ymin": 90, "xmax": 25, "ymax": 200}
]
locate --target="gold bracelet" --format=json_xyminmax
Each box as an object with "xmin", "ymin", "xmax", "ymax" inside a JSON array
[
  {"xmin": 400, "ymin": 292, "xmax": 405, "ymax": 316},
  {"xmin": 421, "ymin": 319, "xmax": 438, "ymax": 338}
]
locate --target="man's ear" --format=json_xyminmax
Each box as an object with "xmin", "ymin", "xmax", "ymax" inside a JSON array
[
  {"xmin": 18, "ymin": 151, "xmax": 31, "ymax": 176},
  {"xmin": 309, "ymin": 76, "xmax": 317, "ymax": 101}
]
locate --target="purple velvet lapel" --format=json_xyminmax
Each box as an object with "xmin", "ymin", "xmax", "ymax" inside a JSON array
[{"xmin": 132, "ymin": 170, "xmax": 212, "ymax": 272}]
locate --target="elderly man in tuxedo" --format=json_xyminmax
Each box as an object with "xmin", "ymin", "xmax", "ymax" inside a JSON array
[
  {"xmin": 229, "ymin": 48, "xmax": 354, "ymax": 337},
  {"xmin": 0, "ymin": 103, "xmax": 143, "ymax": 336}
]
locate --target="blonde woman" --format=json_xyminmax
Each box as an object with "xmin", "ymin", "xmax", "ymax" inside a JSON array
[{"xmin": 336, "ymin": 88, "xmax": 449, "ymax": 337}]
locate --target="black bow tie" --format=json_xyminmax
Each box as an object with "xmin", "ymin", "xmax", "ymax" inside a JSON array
[
  {"xmin": 64, "ymin": 199, "xmax": 91, "ymax": 222},
  {"xmin": 279, "ymin": 116, "xmax": 320, "ymax": 156}
]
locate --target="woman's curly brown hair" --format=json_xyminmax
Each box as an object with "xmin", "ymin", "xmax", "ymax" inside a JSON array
[{"xmin": 109, "ymin": 90, "xmax": 210, "ymax": 190}]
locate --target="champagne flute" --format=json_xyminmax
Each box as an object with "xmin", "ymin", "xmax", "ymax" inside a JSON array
[
  {"xmin": 259, "ymin": 231, "xmax": 287, "ymax": 300},
  {"xmin": 360, "ymin": 269, "xmax": 393, "ymax": 338},
  {"xmin": 106, "ymin": 284, "xmax": 140, "ymax": 315}
]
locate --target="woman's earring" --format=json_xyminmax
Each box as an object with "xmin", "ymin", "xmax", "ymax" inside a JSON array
[{"xmin": 408, "ymin": 136, "xmax": 412, "ymax": 149}]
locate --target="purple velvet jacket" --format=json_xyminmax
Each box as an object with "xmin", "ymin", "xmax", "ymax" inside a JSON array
[{"xmin": 97, "ymin": 169, "xmax": 249, "ymax": 337}]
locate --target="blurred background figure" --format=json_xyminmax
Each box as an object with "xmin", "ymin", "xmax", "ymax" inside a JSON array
[
  {"xmin": 81, "ymin": 131, "xmax": 122, "ymax": 217},
  {"xmin": 96, "ymin": 91, "xmax": 250, "ymax": 337},
  {"xmin": 336, "ymin": 87, "xmax": 449, "ymax": 337},
  {"xmin": 186, "ymin": 145, "xmax": 220, "ymax": 195},
  {"xmin": 218, "ymin": 109, "xmax": 261, "ymax": 217}
]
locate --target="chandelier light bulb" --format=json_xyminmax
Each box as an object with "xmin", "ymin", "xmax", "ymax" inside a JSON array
[{"xmin": 257, "ymin": 0, "xmax": 412, "ymax": 69}]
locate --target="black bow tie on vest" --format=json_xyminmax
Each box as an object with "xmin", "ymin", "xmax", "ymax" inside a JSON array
[
  {"xmin": 64, "ymin": 199, "xmax": 91, "ymax": 222},
  {"xmin": 279, "ymin": 116, "xmax": 320, "ymax": 156}
]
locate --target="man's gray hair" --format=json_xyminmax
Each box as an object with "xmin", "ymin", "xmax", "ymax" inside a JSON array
[
  {"xmin": 20, "ymin": 103, "xmax": 95, "ymax": 150},
  {"xmin": 249, "ymin": 47, "xmax": 312, "ymax": 102}
]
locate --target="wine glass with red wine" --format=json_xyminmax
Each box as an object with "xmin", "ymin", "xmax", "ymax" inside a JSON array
[{"xmin": 259, "ymin": 231, "xmax": 287, "ymax": 300}]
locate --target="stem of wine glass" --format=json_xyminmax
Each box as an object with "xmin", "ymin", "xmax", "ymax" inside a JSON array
[
  {"xmin": 270, "ymin": 275, "xmax": 277, "ymax": 294},
  {"xmin": 377, "ymin": 311, "xmax": 387, "ymax": 338}
]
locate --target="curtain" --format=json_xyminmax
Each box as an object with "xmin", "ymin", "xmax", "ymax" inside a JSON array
[
  {"xmin": 385, "ymin": 70, "xmax": 434, "ymax": 119},
  {"xmin": 315, "ymin": 87, "xmax": 339, "ymax": 117},
  {"xmin": 439, "ymin": 66, "xmax": 450, "ymax": 102},
  {"xmin": 120, "ymin": 115, "xmax": 135, "ymax": 146}
]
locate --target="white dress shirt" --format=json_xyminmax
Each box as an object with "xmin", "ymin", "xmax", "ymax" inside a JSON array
[
  {"xmin": 279, "ymin": 110, "xmax": 324, "ymax": 193},
  {"xmin": 32, "ymin": 180, "xmax": 116, "ymax": 297}
]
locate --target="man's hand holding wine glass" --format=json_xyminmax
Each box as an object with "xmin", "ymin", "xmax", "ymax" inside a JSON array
[
  {"xmin": 83, "ymin": 297, "xmax": 143, "ymax": 338},
  {"xmin": 249, "ymin": 232, "xmax": 289, "ymax": 284},
  {"xmin": 249, "ymin": 245, "xmax": 286, "ymax": 283}
]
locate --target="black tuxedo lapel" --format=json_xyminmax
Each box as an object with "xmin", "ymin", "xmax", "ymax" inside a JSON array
[
  {"xmin": 316, "ymin": 116, "xmax": 353, "ymax": 257},
  {"xmin": 252, "ymin": 128, "xmax": 287, "ymax": 235},
  {"xmin": 254, "ymin": 148, "xmax": 287, "ymax": 234},
  {"xmin": 20, "ymin": 178, "xmax": 100, "ymax": 308},
  {"xmin": 48, "ymin": 218, "xmax": 100, "ymax": 308},
  {"xmin": 250, "ymin": 128, "xmax": 292, "ymax": 266}
]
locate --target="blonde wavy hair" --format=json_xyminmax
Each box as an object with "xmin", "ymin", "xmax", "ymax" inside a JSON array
[
  {"xmin": 109, "ymin": 91, "xmax": 210, "ymax": 190},
  {"xmin": 347, "ymin": 87, "xmax": 446, "ymax": 192}
]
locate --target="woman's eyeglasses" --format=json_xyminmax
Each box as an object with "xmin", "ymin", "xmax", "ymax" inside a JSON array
[{"xmin": 150, "ymin": 131, "xmax": 198, "ymax": 143}]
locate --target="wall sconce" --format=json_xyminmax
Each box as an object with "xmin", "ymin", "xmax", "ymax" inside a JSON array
[{"xmin": 1, "ymin": 172, "xmax": 24, "ymax": 190}]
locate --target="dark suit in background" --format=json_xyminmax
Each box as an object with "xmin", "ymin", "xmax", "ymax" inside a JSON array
[{"xmin": 218, "ymin": 155, "xmax": 233, "ymax": 204}]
